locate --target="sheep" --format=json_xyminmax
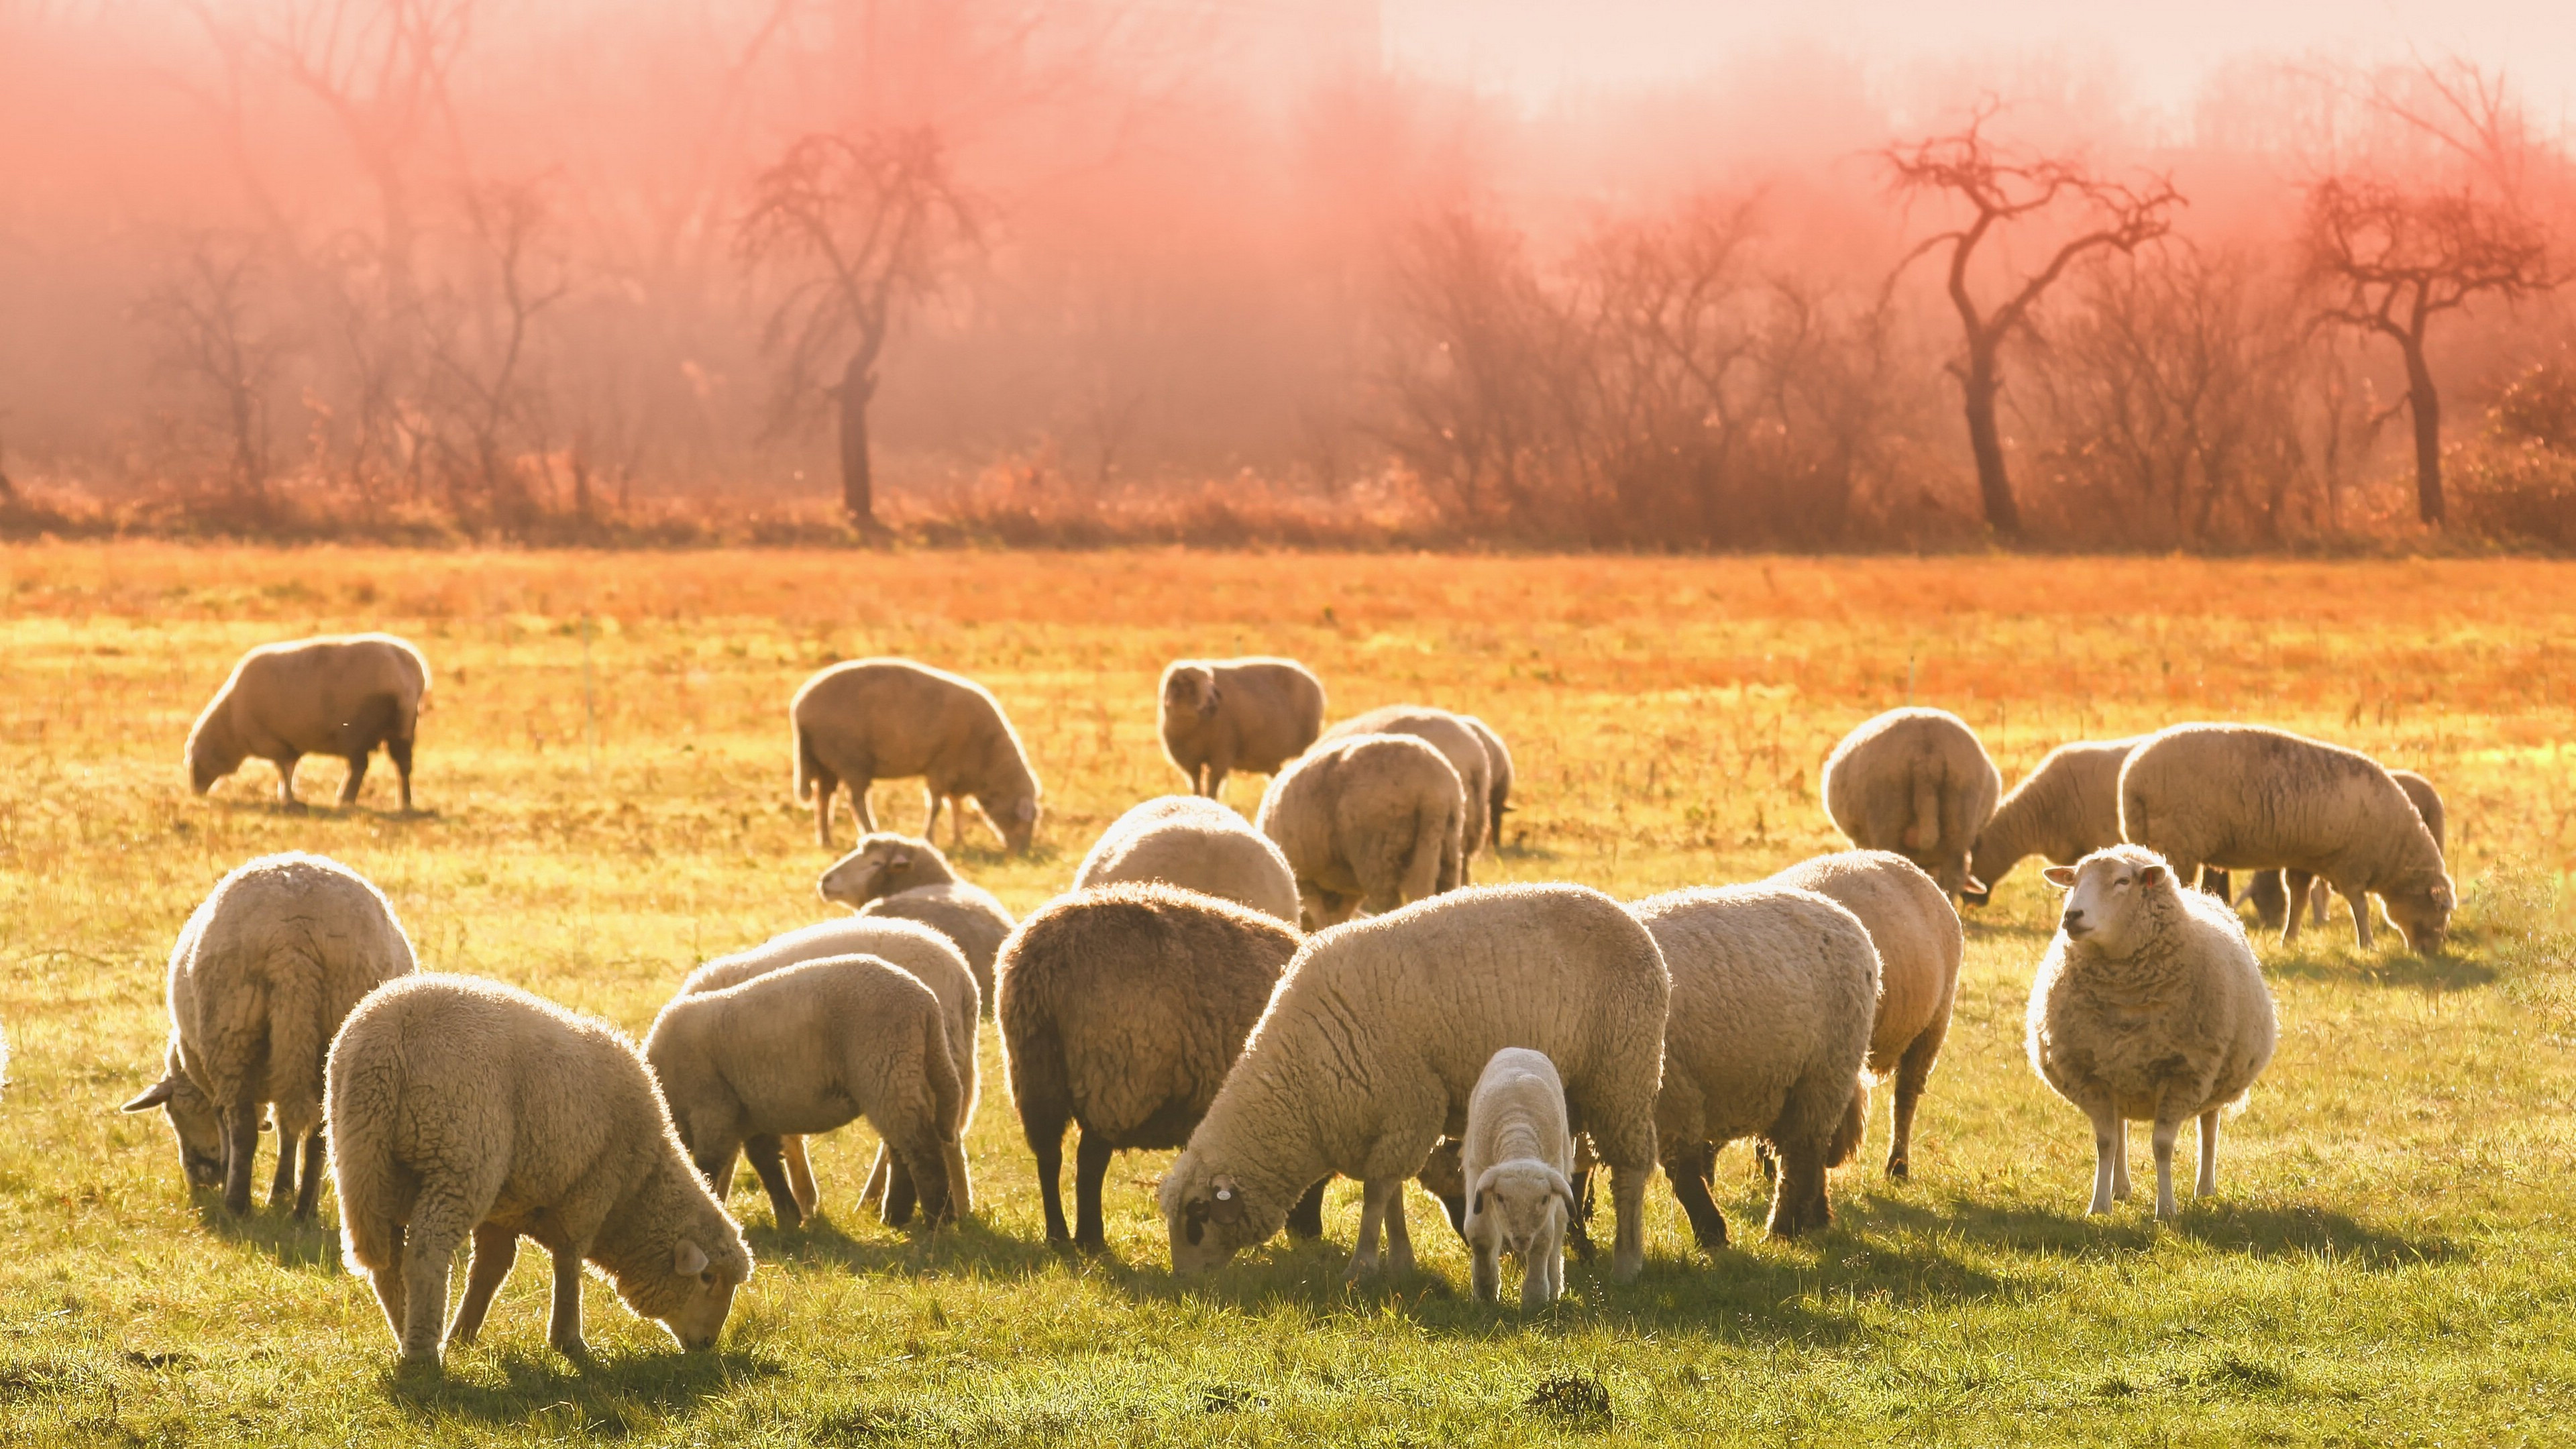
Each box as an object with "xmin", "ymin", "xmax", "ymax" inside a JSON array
[
  {"xmin": 186, "ymin": 633, "xmax": 430, "ymax": 810},
  {"xmin": 1254, "ymin": 732, "xmax": 1464, "ymax": 930},
  {"xmin": 1158, "ymin": 657, "xmax": 1327, "ymax": 800},
  {"xmin": 2028, "ymin": 845, "xmax": 2278, "ymax": 1219},
  {"xmin": 325, "ymin": 974, "xmax": 753, "ymax": 1369},
  {"xmin": 1319, "ymin": 705, "xmax": 1494, "ymax": 865},
  {"xmin": 1460, "ymin": 714, "xmax": 1515, "ymax": 856},
  {"xmin": 2241, "ymin": 769, "xmax": 2447, "ymax": 931},
  {"xmin": 121, "ymin": 851, "xmax": 417, "ymax": 1218},
  {"xmin": 1821, "ymin": 707, "xmax": 2003, "ymax": 900},
  {"xmin": 1767, "ymin": 850, "xmax": 1962, "ymax": 1179},
  {"xmin": 2120, "ymin": 723, "xmax": 2455, "ymax": 953},
  {"xmin": 1071, "ymin": 795, "xmax": 1301, "ymax": 924},
  {"xmin": 646, "ymin": 955, "xmax": 971, "ymax": 1233},
  {"xmin": 1458, "ymin": 1048, "xmax": 1577, "ymax": 1307},
  {"xmin": 816, "ymin": 833, "xmax": 1017, "ymax": 1005},
  {"xmin": 682, "ymin": 916, "xmax": 979, "ymax": 1227},
  {"xmin": 995, "ymin": 883, "xmax": 1311, "ymax": 1252},
  {"xmin": 1962, "ymin": 738, "xmax": 2142, "ymax": 906},
  {"xmin": 1161, "ymin": 883, "xmax": 1668, "ymax": 1285},
  {"xmin": 792, "ymin": 658, "xmax": 1042, "ymax": 853},
  {"xmin": 1631, "ymin": 884, "xmax": 1878, "ymax": 1246}
]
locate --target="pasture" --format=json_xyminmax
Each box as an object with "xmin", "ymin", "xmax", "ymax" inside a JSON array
[{"xmin": 0, "ymin": 543, "xmax": 2571, "ymax": 1446}]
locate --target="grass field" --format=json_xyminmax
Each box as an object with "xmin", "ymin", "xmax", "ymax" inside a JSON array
[{"xmin": 1, "ymin": 543, "xmax": 2572, "ymax": 1446}]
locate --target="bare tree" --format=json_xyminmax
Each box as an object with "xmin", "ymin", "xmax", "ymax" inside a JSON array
[
  {"xmin": 1886, "ymin": 108, "xmax": 2184, "ymax": 539},
  {"xmin": 741, "ymin": 127, "xmax": 977, "ymax": 529},
  {"xmin": 420, "ymin": 180, "xmax": 567, "ymax": 528},
  {"xmin": 137, "ymin": 233, "xmax": 295, "ymax": 513}
]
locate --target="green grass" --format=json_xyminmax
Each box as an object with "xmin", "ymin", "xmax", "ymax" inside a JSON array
[{"xmin": 0, "ymin": 545, "xmax": 2571, "ymax": 1446}]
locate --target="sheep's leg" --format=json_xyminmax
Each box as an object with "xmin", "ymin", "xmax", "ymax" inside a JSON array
[
  {"xmin": 1521, "ymin": 1216, "xmax": 1561, "ymax": 1307},
  {"xmin": 1285, "ymin": 1179, "xmax": 1328, "ymax": 1240},
  {"xmin": 339, "ymin": 749, "xmax": 371, "ymax": 807},
  {"xmin": 1468, "ymin": 1224, "xmax": 1501, "ymax": 1303},
  {"xmin": 2282, "ymin": 872, "xmax": 2310, "ymax": 945},
  {"xmin": 812, "ymin": 774, "xmax": 839, "ymax": 848},
  {"xmin": 275, "ymin": 755, "xmax": 301, "ymax": 807},
  {"xmin": 1073, "ymin": 1128, "xmax": 1114, "ymax": 1252},
  {"xmin": 545, "ymin": 1242, "xmax": 591, "ymax": 1361},
  {"xmin": 2306, "ymin": 874, "xmax": 2330, "ymax": 927},
  {"xmin": 745, "ymin": 1134, "xmax": 802, "ymax": 1230},
  {"xmin": 1665, "ymin": 1149, "xmax": 1728, "ymax": 1251},
  {"xmin": 1204, "ymin": 763, "xmax": 1229, "ymax": 800},
  {"xmin": 2197, "ymin": 1108, "xmax": 2220, "ymax": 1199},
  {"xmin": 2086, "ymin": 1108, "xmax": 2120, "ymax": 1214},
  {"xmin": 1888, "ymin": 1023, "xmax": 1945, "ymax": 1180},
  {"xmin": 2348, "ymin": 884, "xmax": 2377, "ymax": 951},
  {"xmin": 881, "ymin": 1153, "xmax": 920, "ymax": 1227},
  {"xmin": 1030, "ymin": 1128, "xmax": 1071, "ymax": 1246},
  {"xmin": 858, "ymin": 1144, "xmax": 890, "ymax": 1212},
  {"xmin": 1383, "ymin": 1187, "xmax": 1414, "ymax": 1277},
  {"xmin": 2110, "ymin": 1119, "xmax": 2133, "ymax": 1201},
  {"xmin": 2200, "ymin": 867, "xmax": 2231, "ymax": 902},
  {"xmin": 398, "ymin": 1199, "xmax": 476, "ymax": 1366},
  {"xmin": 269, "ymin": 1128, "xmax": 300, "ymax": 1212},
  {"xmin": 921, "ymin": 787, "xmax": 943, "ymax": 842},
  {"xmin": 220, "ymin": 1097, "xmax": 260, "ymax": 1217},
  {"xmin": 389, "ymin": 735, "xmax": 415, "ymax": 813},
  {"xmin": 1607, "ymin": 1161, "xmax": 1648, "ymax": 1282},
  {"xmin": 784, "ymin": 1136, "xmax": 819, "ymax": 1217},
  {"xmin": 445, "ymin": 1223, "xmax": 519, "ymax": 1348},
  {"xmin": 1562, "ymin": 1163, "xmax": 1597, "ymax": 1260},
  {"xmin": 2150, "ymin": 1118, "xmax": 2181, "ymax": 1220},
  {"xmin": 363, "ymin": 1236, "xmax": 409, "ymax": 1346},
  {"xmin": 1765, "ymin": 1142, "xmax": 1827, "ymax": 1241},
  {"xmin": 851, "ymin": 780, "xmax": 877, "ymax": 835},
  {"xmin": 294, "ymin": 1129, "xmax": 327, "ymax": 1220},
  {"xmin": 1344, "ymin": 1177, "xmax": 1398, "ymax": 1281}
]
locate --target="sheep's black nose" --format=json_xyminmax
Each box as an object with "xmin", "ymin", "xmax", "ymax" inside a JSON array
[{"xmin": 2059, "ymin": 909, "xmax": 2088, "ymax": 935}]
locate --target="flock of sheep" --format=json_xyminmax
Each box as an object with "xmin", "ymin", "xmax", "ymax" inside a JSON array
[{"xmin": 121, "ymin": 633, "xmax": 2457, "ymax": 1371}]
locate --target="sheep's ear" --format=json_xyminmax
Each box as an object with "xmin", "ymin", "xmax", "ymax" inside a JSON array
[
  {"xmin": 121, "ymin": 1077, "xmax": 177, "ymax": 1113},
  {"xmin": 1961, "ymin": 875, "xmax": 1990, "ymax": 902},
  {"xmin": 2136, "ymin": 863, "xmax": 2167, "ymax": 888},
  {"xmin": 673, "ymin": 1240, "xmax": 708, "ymax": 1277},
  {"xmin": 2041, "ymin": 866, "xmax": 2078, "ymax": 889}
]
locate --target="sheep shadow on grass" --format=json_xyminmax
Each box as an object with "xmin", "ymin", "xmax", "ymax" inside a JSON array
[
  {"xmin": 1856, "ymin": 1190, "xmax": 2460, "ymax": 1271},
  {"xmin": 744, "ymin": 1212, "xmax": 1065, "ymax": 1281},
  {"xmin": 2258, "ymin": 943, "xmax": 2497, "ymax": 993},
  {"xmin": 195, "ymin": 1193, "xmax": 341, "ymax": 1271},
  {"xmin": 384, "ymin": 1342, "xmax": 777, "ymax": 1428}
]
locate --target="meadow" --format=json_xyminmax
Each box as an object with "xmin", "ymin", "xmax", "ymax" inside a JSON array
[{"xmin": 1, "ymin": 542, "xmax": 2572, "ymax": 1447}]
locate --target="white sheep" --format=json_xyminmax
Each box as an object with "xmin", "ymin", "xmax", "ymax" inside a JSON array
[
  {"xmin": 186, "ymin": 633, "xmax": 430, "ymax": 810},
  {"xmin": 647, "ymin": 955, "xmax": 971, "ymax": 1232},
  {"xmin": 1632, "ymin": 884, "xmax": 1878, "ymax": 1244},
  {"xmin": 123, "ymin": 851, "xmax": 417, "ymax": 1218},
  {"xmin": 2029, "ymin": 845, "xmax": 2278, "ymax": 1218},
  {"xmin": 1458, "ymin": 1047, "xmax": 1577, "ymax": 1307},
  {"xmin": 1319, "ymin": 704, "xmax": 1495, "ymax": 865},
  {"xmin": 816, "ymin": 833, "xmax": 1016, "ymax": 1005},
  {"xmin": 792, "ymin": 658, "xmax": 1042, "ymax": 853},
  {"xmin": 1963, "ymin": 737, "xmax": 2141, "ymax": 906},
  {"xmin": 1254, "ymin": 731, "xmax": 1464, "ymax": 929},
  {"xmin": 996, "ymin": 883, "xmax": 1307, "ymax": 1252},
  {"xmin": 1460, "ymin": 714, "xmax": 1515, "ymax": 857},
  {"xmin": 1161, "ymin": 883, "xmax": 1668, "ymax": 1285},
  {"xmin": 326, "ymin": 974, "xmax": 753, "ymax": 1368},
  {"xmin": 1158, "ymin": 657, "xmax": 1327, "ymax": 800},
  {"xmin": 2241, "ymin": 768, "xmax": 2447, "ymax": 931},
  {"xmin": 2120, "ymin": 723, "xmax": 2455, "ymax": 952},
  {"xmin": 1821, "ymin": 706, "xmax": 2002, "ymax": 900},
  {"xmin": 1071, "ymin": 795, "xmax": 1300, "ymax": 925}
]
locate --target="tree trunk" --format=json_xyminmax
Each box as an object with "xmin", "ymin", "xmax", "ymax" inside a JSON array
[
  {"xmin": 837, "ymin": 353, "xmax": 879, "ymax": 529},
  {"xmin": 2400, "ymin": 339, "xmax": 2445, "ymax": 528},
  {"xmin": 1959, "ymin": 344, "xmax": 2022, "ymax": 539}
]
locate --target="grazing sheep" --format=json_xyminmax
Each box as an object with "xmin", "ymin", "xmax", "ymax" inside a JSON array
[
  {"xmin": 186, "ymin": 633, "xmax": 430, "ymax": 810},
  {"xmin": 2241, "ymin": 769, "xmax": 2448, "ymax": 931},
  {"xmin": 1072, "ymin": 796, "xmax": 1300, "ymax": 925},
  {"xmin": 1159, "ymin": 658, "xmax": 1328, "ymax": 799},
  {"xmin": 1161, "ymin": 883, "xmax": 1668, "ymax": 1284},
  {"xmin": 816, "ymin": 835, "xmax": 1016, "ymax": 1005},
  {"xmin": 996, "ymin": 884, "xmax": 1309, "ymax": 1252},
  {"xmin": 326, "ymin": 975, "xmax": 753, "ymax": 1368},
  {"xmin": 682, "ymin": 916, "xmax": 979, "ymax": 1226},
  {"xmin": 1821, "ymin": 707, "xmax": 2003, "ymax": 899},
  {"xmin": 792, "ymin": 659, "xmax": 1042, "ymax": 853},
  {"xmin": 1254, "ymin": 733, "xmax": 1464, "ymax": 929},
  {"xmin": 2029, "ymin": 846, "xmax": 2278, "ymax": 1218},
  {"xmin": 1458, "ymin": 1048, "xmax": 1577, "ymax": 1307},
  {"xmin": 1460, "ymin": 714, "xmax": 1515, "ymax": 856},
  {"xmin": 1632, "ymin": 885, "xmax": 1878, "ymax": 1246},
  {"xmin": 2120, "ymin": 724, "xmax": 2455, "ymax": 953},
  {"xmin": 1962, "ymin": 738, "xmax": 2142, "ymax": 906},
  {"xmin": 1768, "ymin": 851, "xmax": 1962, "ymax": 1179},
  {"xmin": 1320, "ymin": 705, "xmax": 1495, "ymax": 864},
  {"xmin": 647, "ymin": 955, "xmax": 971, "ymax": 1232},
  {"xmin": 122, "ymin": 852, "xmax": 417, "ymax": 1218}
]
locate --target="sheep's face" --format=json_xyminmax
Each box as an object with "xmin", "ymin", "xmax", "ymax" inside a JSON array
[
  {"xmin": 2043, "ymin": 848, "xmax": 2171, "ymax": 959},
  {"xmin": 1161, "ymin": 1162, "xmax": 1273, "ymax": 1275},
  {"xmin": 818, "ymin": 836, "xmax": 930, "ymax": 908},
  {"xmin": 989, "ymin": 794, "xmax": 1040, "ymax": 855},
  {"xmin": 1465, "ymin": 1161, "xmax": 1574, "ymax": 1265},
  {"xmin": 628, "ymin": 1237, "xmax": 753, "ymax": 1352},
  {"xmin": 1299, "ymin": 885, "xmax": 1358, "ymax": 932},
  {"xmin": 1161, "ymin": 667, "xmax": 1218, "ymax": 727},
  {"xmin": 122, "ymin": 1056, "xmax": 225, "ymax": 1188},
  {"xmin": 2380, "ymin": 870, "xmax": 2455, "ymax": 955},
  {"xmin": 184, "ymin": 731, "xmax": 239, "ymax": 796}
]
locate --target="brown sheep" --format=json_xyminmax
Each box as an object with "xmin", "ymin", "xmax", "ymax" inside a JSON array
[
  {"xmin": 1159, "ymin": 658, "xmax": 1327, "ymax": 800},
  {"xmin": 186, "ymin": 633, "xmax": 430, "ymax": 810},
  {"xmin": 1319, "ymin": 705, "xmax": 1494, "ymax": 865},
  {"xmin": 792, "ymin": 659, "xmax": 1042, "ymax": 853}
]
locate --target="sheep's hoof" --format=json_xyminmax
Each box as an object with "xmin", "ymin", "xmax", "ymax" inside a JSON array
[
  {"xmin": 1885, "ymin": 1157, "xmax": 1910, "ymax": 1181},
  {"xmin": 1341, "ymin": 1257, "xmax": 1377, "ymax": 1284},
  {"xmin": 393, "ymin": 1350, "xmax": 443, "ymax": 1378}
]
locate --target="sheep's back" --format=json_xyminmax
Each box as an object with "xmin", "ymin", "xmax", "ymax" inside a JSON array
[
  {"xmin": 2122, "ymin": 724, "xmax": 2438, "ymax": 877},
  {"xmin": 792, "ymin": 661, "xmax": 1010, "ymax": 779},
  {"xmin": 1076, "ymin": 799, "xmax": 1299, "ymax": 924},
  {"xmin": 1767, "ymin": 851, "xmax": 1957, "ymax": 1066}
]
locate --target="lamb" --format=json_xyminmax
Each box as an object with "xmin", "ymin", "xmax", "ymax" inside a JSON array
[
  {"xmin": 1821, "ymin": 707, "xmax": 2003, "ymax": 900},
  {"xmin": 186, "ymin": 633, "xmax": 430, "ymax": 810},
  {"xmin": 326, "ymin": 974, "xmax": 753, "ymax": 1368},
  {"xmin": 1319, "ymin": 705, "xmax": 1495, "ymax": 864},
  {"xmin": 1631, "ymin": 885, "xmax": 1878, "ymax": 1245},
  {"xmin": 682, "ymin": 916, "xmax": 979, "ymax": 1226},
  {"xmin": 2241, "ymin": 769, "xmax": 2447, "ymax": 931},
  {"xmin": 2028, "ymin": 845, "xmax": 2278, "ymax": 1218},
  {"xmin": 1161, "ymin": 883, "xmax": 1668, "ymax": 1285},
  {"xmin": 1460, "ymin": 714, "xmax": 1515, "ymax": 857},
  {"xmin": 647, "ymin": 955, "xmax": 971, "ymax": 1232},
  {"xmin": 1158, "ymin": 657, "xmax": 1327, "ymax": 799},
  {"xmin": 816, "ymin": 833, "xmax": 1017, "ymax": 1005},
  {"xmin": 996, "ymin": 883, "xmax": 1310, "ymax": 1252},
  {"xmin": 1254, "ymin": 732, "xmax": 1464, "ymax": 929},
  {"xmin": 1767, "ymin": 850, "xmax": 1962, "ymax": 1179},
  {"xmin": 792, "ymin": 658, "xmax": 1042, "ymax": 853},
  {"xmin": 1962, "ymin": 738, "xmax": 2142, "ymax": 906},
  {"xmin": 122, "ymin": 851, "xmax": 417, "ymax": 1218},
  {"xmin": 2119, "ymin": 723, "xmax": 2455, "ymax": 953},
  {"xmin": 1071, "ymin": 795, "xmax": 1301, "ymax": 924},
  {"xmin": 1458, "ymin": 1048, "xmax": 1578, "ymax": 1307}
]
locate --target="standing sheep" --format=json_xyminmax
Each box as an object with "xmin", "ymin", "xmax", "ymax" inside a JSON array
[
  {"xmin": 1962, "ymin": 738, "xmax": 2141, "ymax": 906},
  {"xmin": 996, "ymin": 884, "xmax": 1309, "ymax": 1252},
  {"xmin": 1254, "ymin": 733, "xmax": 1464, "ymax": 930},
  {"xmin": 1821, "ymin": 707, "xmax": 2002, "ymax": 900},
  {"xmin": 1071, "ymin": 795, "xmax": 1301, "ymax": 924},
  {"xmin": 1768, "ymin": 851, "xmax": 1962, "ymax": 1179},
  {"xmin": 123, "ymin": 852, "xmax": 417, "ymax": 1218},
  {"xmin": 792, "ymin": 659, "xmax": 1043, "ymax": 853},
  {"xmin": 326, "ymin": 975, "xmax": 753, "ymax": 1368},
  {"xmin": 1458, "ymin": 1048, "xmax": 1578, "ymax": 1307},
  {"xmin": 2241, "ymin": 768, "xmax": 2447, "ymax": 931},
  {"xmin": 1460, "ymin": 715, "xmax": 1515, "ymax": 857},
  {"xmin": 1158, "ymin": 657, "xmax": 1327, "ymax": 800},
  {"xmin": 1320, "ymin": 705, "xmax": 1495, "ymax": 864},
  {"xmin": 1632, "ymin": 885, "xmax": 1878, "ymax": 1245},
  {"xmin": 1161, "ymin": 883, "xmax": 1668, "ymax": 1285},
  {"xmin": 186, "ymin": 633, "xmax": 430, "ymax": 810},
  {"xmin": 647, "ymin": 955, "xmax": 971, "ymax": 1232},
  {"xmin": 2028, "ymin": 846, "xmax": 2278, "ymax": 1218},
  {"xmin": 817, "ymin": 833, "xmax": 1017, "ymax": 1004},
  {"xmin": 2120, "ymin": 723, "xmax": 2455, "ymax": 952}
]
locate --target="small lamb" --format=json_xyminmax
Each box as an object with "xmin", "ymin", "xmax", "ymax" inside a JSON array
[
  {"xmin": 817, "ymin": 833, "xmax": 1016, "ymax": 1005},
  {"xmin": 1458, "ymin": 1048, "xmax": 1577, "ymax": 1307}
]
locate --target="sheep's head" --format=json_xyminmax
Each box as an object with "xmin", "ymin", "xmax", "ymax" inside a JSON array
[
  {"xmin": 2042, "ymin": 846, "xmax": 2175, "ymax": 959},
  {"xmin": 1464, "ymin": 1160, "xmax": 1576, "ymax": 1265},
  {"xmin": 183, "ymin": 712, "xmax": 241, "ymax": 796},
  {"xmin": 818, "ymin": 834, "xmax": 950, "ymax": 908},
  {"xmin": 1297, "ymin": 884, "xmax": 1358, "ymax": 932},
  {"xmin": 1161, "ymin": 665, "xmax": 1219, "ymax": 724},
  {"xmin": 122, "ymin": 1044, "xmax": 225, "ymax": 1188},
  {"xmin": 2379, "ymin": 868, "xmax": 2455, "ymax": 955},
  {"xmin": 621, "ymin": 1233, "xmax": 754, "ymax": 1353},
  {"xmin": 1161, "ymin": 1157, "xmax": 1277, "ymax": 1275},
  {"xmin": 1960, "ymin": 836, "xmax": 2010, "ymax": 907},
  {"xmin": 989, "ymin": 793, "xmax": 1040, "ymax": 855}
]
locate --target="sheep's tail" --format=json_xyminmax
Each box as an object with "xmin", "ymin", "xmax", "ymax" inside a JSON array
[
  {"xmin": 1827, "ymin": 1077, "xmax": 1870, "ymax": 1169},
  {"xmin": 922, "ymin": 1008, "xmax": 972, "ymax": 1218},
  {"xmin": 792, "ymin": 716, "xmax": 822, "ymax": 804},
  {"xmin": 1405, "ymin": 796, "xmax": 1455, "ymax": 902},
  {"xmin": 264, "ymin": 965, "xmax": 327, "ymax": 1140},
  {"xmin": 1903, "ymin": 758, "xmax": 1943, "ymax": 852}
]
